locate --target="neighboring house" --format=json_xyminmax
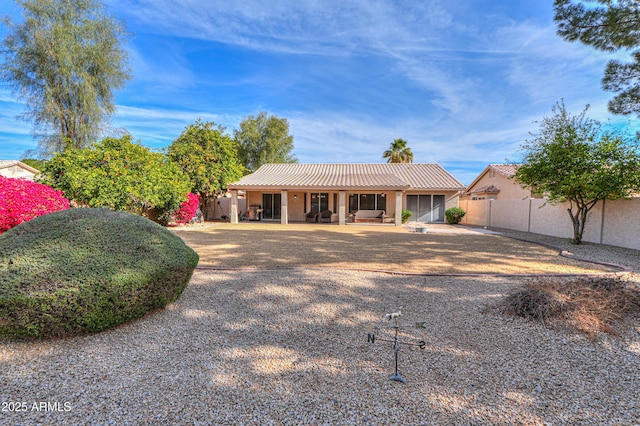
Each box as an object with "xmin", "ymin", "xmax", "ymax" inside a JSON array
[
  {"xmin": 461, "ymin": 164, "xmax": 534, "ymax": 200},
  {"xmin": 0, "ymin": 160, "xmax": 39, "ymax": 181},
  {"xmin": 227, "ymin": 163, "xmax": 465, "ymax": 226}
]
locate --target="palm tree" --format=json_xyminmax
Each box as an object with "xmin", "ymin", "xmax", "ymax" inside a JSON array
[{"xmin": 382, "ymin": 138, "xmax": 414, "ymax": 163}]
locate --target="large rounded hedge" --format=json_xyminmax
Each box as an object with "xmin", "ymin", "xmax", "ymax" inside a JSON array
[{"xmin": 0, "ymin": 208, "xmax": 199, "ymax": 339}]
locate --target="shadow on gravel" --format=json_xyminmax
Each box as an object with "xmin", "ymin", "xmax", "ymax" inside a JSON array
[
  {"xmin": 2, "ymin": 269, "xmax": 639, "ymax": 424},
  {"xmin": 174, "ymin": 225, "xmax": 616, "ymax": 275}
]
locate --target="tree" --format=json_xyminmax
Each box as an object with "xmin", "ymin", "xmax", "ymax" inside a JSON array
[
  {"xmin": 40, "ymin": 135, "xmax": 191, "ymax": 222},
  {"xmin": 168, "ymin": 119, "xmax": 244, "ymax": 219},
  {"xmin": 515, "ymin": 100, "xmax": 640, "ymax": 244},
  {"xmin": 19, "ymin": 158, "xmax": 46, "ymax": 171},
  {"xmin": 234, "ymin": 112, "xmax": 297, "ymax": 172},
  {"xmin": 0, "ymin": 0, "xmax": 131, "ymax": 155},
  {"xmin": 382, "ymin": 138, "xmax": 414, "ymax": 163},
  {"xmin": 554, "ymin": 0, "xmax": 640, "ymax": 116}
]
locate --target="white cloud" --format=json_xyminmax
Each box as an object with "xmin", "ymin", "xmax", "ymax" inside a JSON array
[
  {"xmin": 111, "ymin": 104, "xmax": 245, "ymax": 149},
  {"xmin": 109, "ymin": 0, "xmax": 456, "ymax": 56}
]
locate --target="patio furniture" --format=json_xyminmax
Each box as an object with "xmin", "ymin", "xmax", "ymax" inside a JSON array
[
  {"xmin": 319, "ymin": 209, "xmax": 333, "ymax": 223},
  {"xmin": 305, "ymin": 209, "xmax": 319, "ymax": 223},
  {"xmin": 353, "ymin": 210, "xmax": 385, "ymax": 223},
  {"xmin": 248, "ymin": 205, "xmax": 263, "ymax": 221}
]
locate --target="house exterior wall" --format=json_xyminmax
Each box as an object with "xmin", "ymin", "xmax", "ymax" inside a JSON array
[
  {"xmin": 240, "ymin": 189, "xmax": 466, "ymax": 223},
  {"xmin": 288, "ymin": 191, "xmax": 306, "ymax": 222},
  {"xmin": 0, "ymin": 165, "xmax": 36, "ymax": 180},
  {"xmin": 243, "ymin": 190, "xmax": 399, "ymax": 222},
  {"xmin": 445, "ymin": 193, "xmax": 460, "ymax": 211},
  {"xmin": 463, "ymin": 171, "xmax": 529, "ymax": 200}
]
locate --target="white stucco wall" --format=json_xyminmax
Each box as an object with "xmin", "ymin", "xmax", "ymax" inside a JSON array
[{"xmin": 0, "ymin": 165, "xmax": 36, "ymax": 180}]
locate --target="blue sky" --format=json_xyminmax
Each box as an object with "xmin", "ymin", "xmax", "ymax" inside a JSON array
[{"xmin": 0, "ymin": 0, "xmax": 637, "ymax": 184}]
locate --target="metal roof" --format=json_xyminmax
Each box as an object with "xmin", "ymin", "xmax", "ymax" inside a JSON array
[{"xmin": 228, "ymin": 163, "xmax": 465, "ymax": 191}]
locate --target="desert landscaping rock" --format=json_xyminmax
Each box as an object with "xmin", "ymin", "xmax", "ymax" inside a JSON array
[{"xmin": 2, "ymin": 224, "xmax": 639, "ymax": 424}]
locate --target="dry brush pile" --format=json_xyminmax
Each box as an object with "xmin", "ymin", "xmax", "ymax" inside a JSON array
[{"xmin": 494, "ymin": 276, "xmax": 640, "ymax": 336}]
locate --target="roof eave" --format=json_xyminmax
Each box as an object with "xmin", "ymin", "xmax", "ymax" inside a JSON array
[{"xmin": 227, "ymin": 185, "xmax": 411, "ymax": 191}]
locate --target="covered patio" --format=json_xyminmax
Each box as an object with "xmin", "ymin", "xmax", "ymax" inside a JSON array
[{"xmin": 227, "ymin": 163, "xmax": 466, "ymax": 226}]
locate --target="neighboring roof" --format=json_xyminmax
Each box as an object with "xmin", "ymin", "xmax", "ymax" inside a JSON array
[
  {"xmin": 0, "ymin": 160, "xmax": 39, "ymax": 174},
  {"xmin": 468, "ymin": 185, "xmax": 500, "ymax": 194},
  {"xmin": 228, "ymin": 163, "xmax": 465, "ymax": 191},
  {"xmin": 463, "ymin": 164, "xmax": 520, "ymax": 195},
  {"xmin": 489, "ymin": 164, "xmax": 518, "ymax": 177}
]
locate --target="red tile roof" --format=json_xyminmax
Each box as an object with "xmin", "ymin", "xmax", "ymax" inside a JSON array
[{"xmin": 489, "ymin": 164, "xmax": 518, "ymax": 177}]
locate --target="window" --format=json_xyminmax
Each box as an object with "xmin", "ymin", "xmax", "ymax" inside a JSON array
[
  {"xmin": 377, "ymin": 194, "xmax": 386, "ymax": 212},
  {"xmin": 359, "ymin": 194, "xmax": 376, "ymax": 210},
  {"xmin": 333, "ymin": 193, "xmax": 337, "ymax": 213},
  {"xmin": 310, "ymin": 193, "xmax": 328, "ymax": 212},
  {"xmin": 349, "ymin": 194, "xmax": 358, "ymax": 212},
  {"xmin": 348, "ymin": 193, "xmax": 388, "ymax": 211}
]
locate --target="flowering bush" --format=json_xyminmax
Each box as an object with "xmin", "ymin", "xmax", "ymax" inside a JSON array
[
  {"xmin": 0, "ymin": 176, "xmax": 70, "ymax": 233},
  {"xmin": 172, "ymin": 193, "xmax": 200, "ymax": 225}
]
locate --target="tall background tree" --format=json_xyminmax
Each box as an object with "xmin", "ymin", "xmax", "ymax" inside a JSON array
[
  {"xmin": 554, "ymin": 0, "xmax": 640, "ymax": 116},
  {"xmin": 40, "ymin": 135, "xmax": 191, "ymax": 222},
  {"xmin": 515, "ymin": 100, "xmax": 640, "ymax": 244},
  {"xmin": 382, "ymin": 138, "xmax": 414, "ymax": 163},
  {"xmin": 234, "ymin": 111, "xmax": 297, "ymax": 172},
  {"xmin": 168, "ymin": 119, "xmax": 244, "ymax": 220},
  {"xmin": 0, "ymin": 0, "xmax": 131, "ymax": 156}
]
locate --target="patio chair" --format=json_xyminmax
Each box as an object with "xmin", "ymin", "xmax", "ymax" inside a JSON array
[
  {"xmin": 319, "ymin": 209, "xmax": 333, "ymax": 223},
  {"xmin": 305, "ymin": 209, "xmax": 319, "ymax": 223}
]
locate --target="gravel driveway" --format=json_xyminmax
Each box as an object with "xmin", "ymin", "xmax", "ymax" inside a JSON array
[{"xmin": 2, "ymin": 224, "xmax": 639, "ymax": 425}]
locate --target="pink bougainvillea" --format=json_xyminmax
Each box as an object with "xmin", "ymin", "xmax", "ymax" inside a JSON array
[
  {"xmin": 0, "ymin": 176, "xmax": 70, "ymax": 233},
  {"xmin": 172, "ymin": 193, "xmax": 200, "ymax": 225}
]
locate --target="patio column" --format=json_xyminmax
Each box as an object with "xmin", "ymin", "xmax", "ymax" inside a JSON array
[
  {"xmin": 395, "ymin": 191, "xmax": 402, "ymax": 226},
  {"xmin": 230, "ymin": 190, "xmax": 238, "ymax": 224},
  {"xmin": 281, "ymin": 190, "xmax": 288, "ymax": 225},
  {"xmin": 339, "ymin": 190, "xmax": 346, "ymax": 226}
]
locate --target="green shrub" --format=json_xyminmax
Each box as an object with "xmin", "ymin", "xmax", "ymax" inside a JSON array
[
  {"xmin": 39, "ymin": 136, "xmax": 192, "ymax": 223},
  {"xmin": 445, "ymin": 207, "xmax": 466, "ymax": 224},
  {"xmin": 401, "ymin": 209, "xmax": 413, "ymax": 223},
  {"xmin": 0, "ymin": 208, "xmax": 199, "ymax": 339}
]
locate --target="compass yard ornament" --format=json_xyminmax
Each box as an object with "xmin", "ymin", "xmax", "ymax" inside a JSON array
[{"xmin": 366, "ymin": 307, "xmax": 426, "ymax": 384}]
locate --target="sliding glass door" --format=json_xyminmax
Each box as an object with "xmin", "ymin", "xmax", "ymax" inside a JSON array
[
  {"xmin": 310, "ymin": 193, "xmax": 329, "ymax": 212},
  {"xmin": 405, "ymin": 195, "xmax": 445, "ymax": 223},
  {"xmin": 262, "ymin": 193, "xmax": 281, "ymax": 220}
]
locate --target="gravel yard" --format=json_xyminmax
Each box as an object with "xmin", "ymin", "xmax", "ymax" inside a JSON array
[
  {"xmin": 2, "ymin": 224, "xmax": 639, "ymax": 425},
  {"xmin": 172, "ymin": 223, "xmax": 621, "ymax": 275}
]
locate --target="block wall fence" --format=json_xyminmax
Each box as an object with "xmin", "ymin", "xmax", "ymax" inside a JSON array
[{"xmin": 459, "ymin": 198, "xmax": 640, "ymax": 250}]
